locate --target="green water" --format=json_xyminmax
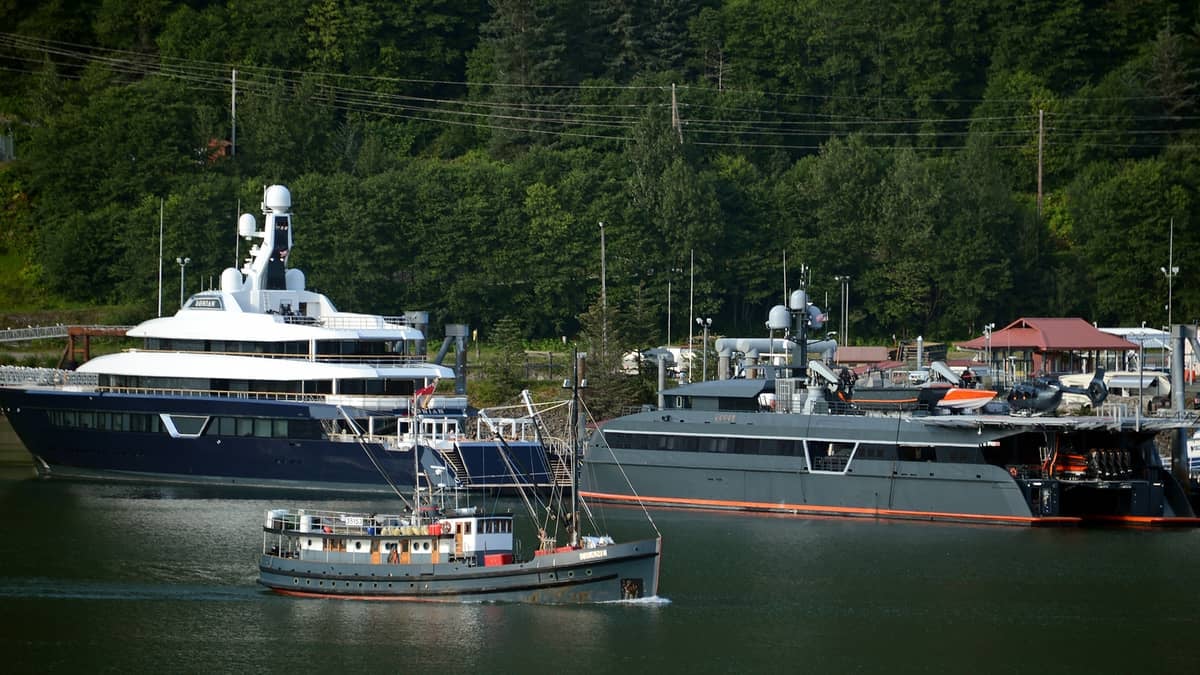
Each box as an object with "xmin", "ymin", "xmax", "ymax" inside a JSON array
[{"xmin": 2, "ymin": 415, "xmax": 1199, "ymax": 673}]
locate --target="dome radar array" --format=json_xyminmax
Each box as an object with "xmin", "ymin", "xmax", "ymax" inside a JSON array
[{"xmin": 221, "ymin": 185, "xmax": 305, "ymax": 294}]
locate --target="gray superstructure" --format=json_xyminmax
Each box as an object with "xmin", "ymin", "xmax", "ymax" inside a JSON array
[{"xmin": 581, "ymin": 280, "xmax": 1199, "ymax": 527}]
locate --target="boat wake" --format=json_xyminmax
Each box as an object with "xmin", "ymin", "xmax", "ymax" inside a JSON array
[
  {"xmin": 600, "ymin": 595, "xmax": 671, "ymax": 606},
  {"xmin": 0, "ymin": 577, "xmax": 256, "ymax": 602}
]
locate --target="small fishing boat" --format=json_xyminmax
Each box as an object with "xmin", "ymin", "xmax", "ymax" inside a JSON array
[{"xmin": 258, "ymin": 360, "xmax": 663, "ymax": 603}]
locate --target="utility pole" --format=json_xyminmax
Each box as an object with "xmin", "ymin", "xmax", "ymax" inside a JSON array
[
  {"xmin": 599, "ymin": 221, "xmax": 607, "ymax": 355},
  {"xmin": 1037, "ymin": 108, "xmax": 1043, "ymax": 219},
  {"xmin": 671, "ymin": 83, "xmax": 683, "ymax": 144},
  {"xmin": 688, "ymin": 249, "xmax": 694, "ymax": 381},
  {"xmin": 157, "ymin": 199, "xmax": 163, "ymax": 317},
  {"xmin": 231, "ymin": 69, "xmax": 237, "ymax": 157}
]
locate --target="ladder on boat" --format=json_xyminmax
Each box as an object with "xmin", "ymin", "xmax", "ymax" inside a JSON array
[{"xmin": 439, "ymin": 446, "xmax": 471, "ymax": 486}]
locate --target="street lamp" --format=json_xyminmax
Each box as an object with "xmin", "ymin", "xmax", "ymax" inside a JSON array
[
  {"xmin": 983, "ymin": 323, "xmax": 995, "ymax": 385},
  {"xmin": 176, "ymin": 256, "xmax": 191, "ymax": 308},
  {"xmin": 1162, "ymin": 217, "xmax": 1178, "ymax": 335},
  {"xmin": 833, "ymin": 275, "xmax": 851, "ymax": 344},
  {"xmin": 696, "ymin": 317, "xmax": 712, "ymax": 381}
]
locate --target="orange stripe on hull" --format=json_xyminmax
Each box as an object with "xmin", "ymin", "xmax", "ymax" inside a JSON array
[
  {"xmin": 579, "ymin": 490, "xmax": 1071, "ymax": 526},
  {"xmin": 1083, "ymin": 514, "xmax": 1200, "ymax": 527}
]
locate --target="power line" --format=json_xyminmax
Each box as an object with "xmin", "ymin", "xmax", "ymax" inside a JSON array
[{"xmin": 1, "ymin": 31, "xmax": 1194, "ymax": 153}]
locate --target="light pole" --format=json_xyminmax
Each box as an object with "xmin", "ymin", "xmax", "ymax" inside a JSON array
[
  {"xmin": 696, "ymin": 317, "xmax": 711, "ymax": 381},
  {"xmin": 1162, "ymin": 218, "xmax": 1178, "ymax": 332},
  {"xmin": 833, "ymin": 275, "xmax": 851, "ymax": 344},
  {"xmin": 176, "ymin": 256, "xmax": 190, "ymax": 308},
  {"xmin": 599, "ymin": 221, "xmax": 606, "ymax": 354},
  {"xmin": 983, "ymin": 323, "xmax": 995, "ymax": 385}
]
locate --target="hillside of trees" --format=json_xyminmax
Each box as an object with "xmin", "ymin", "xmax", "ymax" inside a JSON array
[{"xmin": 1, "ymin": 1, "xmax": 1197, "ymax": 357}]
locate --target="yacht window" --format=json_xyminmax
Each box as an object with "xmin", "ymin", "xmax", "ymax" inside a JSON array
[
  {"xmin": 236, "ymin": 418, "xmax": 254, "ymax": 437},
  {"xmin": 273, "ymin": 419, "xmax": 288, "ymax": 437},
  {"xmin": 898, "ymin": 446, "xmax": 935, "ymax": 462},
  {"xmin": 170, "ymin": 415, "xmax": 208, "ymax": 435},
  {"xmin": 254, "ymin": 419, "xmax": 272, "ymax": 437}
]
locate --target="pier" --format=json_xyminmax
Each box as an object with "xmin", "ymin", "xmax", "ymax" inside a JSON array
[{"xmin": 0, "ymin": 324, "xmax": 133, "ymax": 368}]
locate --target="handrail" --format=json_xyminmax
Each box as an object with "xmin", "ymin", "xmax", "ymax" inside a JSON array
[
  {"xmin": 126, "ymin": 348, "xmax": 429, "ymax": 366},
  {"xmin": 0, "ymin": 366, "xmax": 98, "ymax": 387},
  {"xmin": 281, "ymin": 315, "xmax": 413, "ymax": 330},
  {"xmin": 0, "ymin": 324, "xmax": 135, "ymax": 343}
]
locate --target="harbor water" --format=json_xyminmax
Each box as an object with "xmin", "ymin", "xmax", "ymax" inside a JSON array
[{"xmin": 2, "ymin": 416, "xmax": 1199, "ymax": 673}]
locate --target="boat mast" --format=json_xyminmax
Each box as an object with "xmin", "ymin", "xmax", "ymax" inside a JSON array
[
  {"xmin": 412, "ymin": 397, "xmax": 421, "ymax": 524},
  {"xmin": 568, "ymin": 350, "xmax": 584, "ymax": 547}
]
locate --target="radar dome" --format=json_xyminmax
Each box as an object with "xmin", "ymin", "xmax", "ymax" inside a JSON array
[
  {"xmin": 766, "ymin": 305, "xmax": 791, "ymax": 330},
  {"xmin": 264, "ymin": 185, "xmax": 292, "ymax": 213},
  {"xmin": 788, "ymin": 290, "xmax": 808, "ymax": 311},
  {"xmin": 285, "ymin": 268, "xmax": 305, "ymax": 291},
  {"xmin": 238, "ymin": 213, "xmax": 258, "ymax": 238},
  {"xmin": 220, "ymin": 267, "xmax": 244, "ymax": 292}
]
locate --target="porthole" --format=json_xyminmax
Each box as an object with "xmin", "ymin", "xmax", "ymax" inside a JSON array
[
  {"xmin": 586, "ymin": 569, "xmax": 593, "ymax": 576},
  {"xmin": 354, "ymin": 541, "xmax": 362, "ymax": 550},
  {"xmin": 568, "ymin": 571, "xmax": 575, "ymax": 577},
  {"xmin": 292, "ymin": 578, "xmax": 299, "ymax": 584}
]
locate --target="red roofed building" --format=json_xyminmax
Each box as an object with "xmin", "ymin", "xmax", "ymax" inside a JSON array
[{"xmin": 957, "ymin": 318, "xmax": 1137, "ymax": 384}]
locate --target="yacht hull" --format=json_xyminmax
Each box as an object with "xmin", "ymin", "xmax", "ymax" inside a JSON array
[
  {"xmin": 0, "ymin": 387, "xmax": 551, "ymax": 493},
  {"xmin": 581, "ymin": 408, "xmax": 1199, "ymax": 527}
]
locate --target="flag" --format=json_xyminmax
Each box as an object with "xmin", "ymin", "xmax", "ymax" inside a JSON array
[{"xmin": 415, "ymin": 380, "xmax": 437, "ymax": 398}]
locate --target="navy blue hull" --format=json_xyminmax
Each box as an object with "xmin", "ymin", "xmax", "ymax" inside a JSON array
[
  {"xmin": 456, "ymin": 440, "xmax": 555, "ymax": 487},
  {"xmin": 0, "ymin": 388, "xmax": 453, "ymax": 493}
]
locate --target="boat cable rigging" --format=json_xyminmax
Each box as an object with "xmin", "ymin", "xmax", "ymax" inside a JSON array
[
  {"xmin": 336, "ymin": 405, "xmax": 414, "ymax": 511},
  {"xmin": 582, "ymin": 402, "xmax": 661, "ymax": 538}
]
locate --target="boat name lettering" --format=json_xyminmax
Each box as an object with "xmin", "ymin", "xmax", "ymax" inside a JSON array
[
  {"xmin": 714, "ymin": 414, "xmax": 737, "ymax": 423},
  {"xmin": 342, "ymin": 516, "xmax": 364, "ymax": 526},
  {"xmin": 189, "ymin": 297, "xmax": 223, "ymax": 310},
  {"xmin": 579, "ymin": 550, "xmax": 608, "ymax": 561}
]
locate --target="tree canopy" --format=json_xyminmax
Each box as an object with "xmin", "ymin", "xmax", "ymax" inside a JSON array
[{"xmin": 0, "ymin": 0, "xmax": 1197, "ymax": 347}]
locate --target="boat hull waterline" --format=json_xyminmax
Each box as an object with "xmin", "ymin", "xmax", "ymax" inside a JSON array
[
  {"xmin": 258, "ymin": 538, "xmax": 663, "ymax": 603},
  {"xmin": 582, "ymin": 407, "xmax": 1200, "ymax": 528},
  {"xmin": 0, "ymin": 388, "xmax": 552, "ymax": 493}
]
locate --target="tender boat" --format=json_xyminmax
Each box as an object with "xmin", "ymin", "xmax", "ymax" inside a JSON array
[
  {"xmin": 581, "ymin": 276, "xmax": 1200, "ymax": 527},
  {"xmin": 258, "ymin": 367, "xmax": 663, "ymax": 603},
  {"xmin": 0, "ymin": 185, "xmax": 556, "ymax": 492}
]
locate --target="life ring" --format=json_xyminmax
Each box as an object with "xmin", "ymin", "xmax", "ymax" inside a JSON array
[{"xmin": 1008, "ymin": 466, "xmax": 1018, "ymax": 478}]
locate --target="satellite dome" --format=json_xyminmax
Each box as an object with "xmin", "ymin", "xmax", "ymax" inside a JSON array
[
  {"xmin": 264, "ymin": 185, "xmax": 292, "ymax": 213},
  {"xmin": 238, "ymin": 213, "xmax": 257, "ymax": 238},
  {"xmin": 766, "ymin": 305, "xmax": 790, "ymax": 330}
]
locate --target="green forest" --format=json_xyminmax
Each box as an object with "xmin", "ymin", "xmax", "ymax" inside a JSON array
[{"xmin": 1, "ymin": 1, "xmax": 1198, "ymax": 355}]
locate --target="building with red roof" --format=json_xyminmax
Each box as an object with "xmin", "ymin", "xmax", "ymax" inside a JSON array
[{"xmin": 956, "ymin": 317, "xmax": 1137, "ymax": 384}]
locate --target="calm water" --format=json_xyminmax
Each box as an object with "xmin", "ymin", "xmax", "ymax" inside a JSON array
[{"xmin": 3, "ymin": 416, "xmax": 1200, "ymax": 673}]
